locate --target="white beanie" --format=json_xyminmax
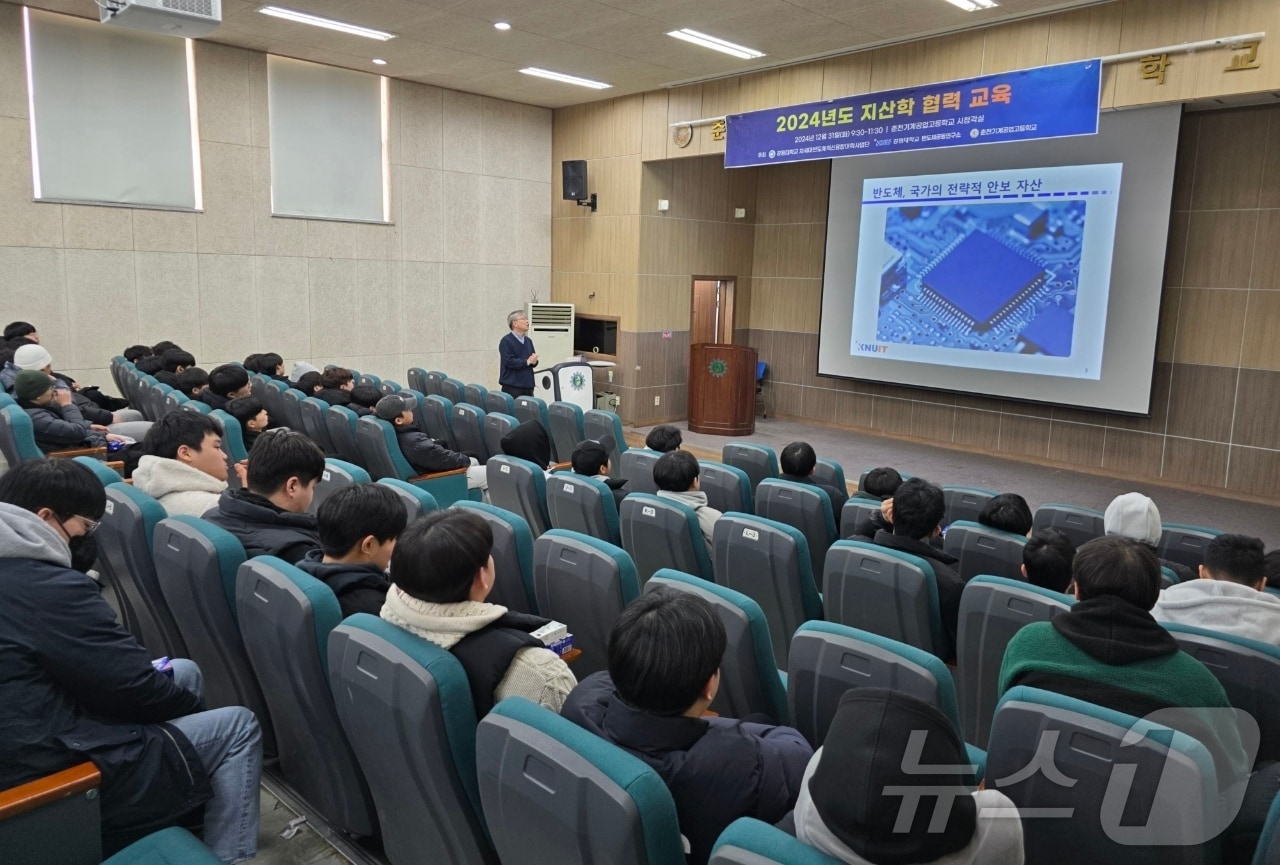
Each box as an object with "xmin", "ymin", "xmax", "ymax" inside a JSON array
[
  {"xmin": 291, "ymin": 361, "xmax": 319, "ymax": 379},
  {"xmin": 1103, "ymin": 492, "xmax": 1162, "ymax": 546},
  {"xmin": 14, "ymin": 344, "xmax": 53, "ymax": 370}
]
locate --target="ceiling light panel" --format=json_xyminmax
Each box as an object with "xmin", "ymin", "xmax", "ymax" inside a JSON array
[
  {"xmin": 667, "ymin": 28, "xmax": 764, "ymax": 60},
  {"xmin": 519, "ymin": 67, "xmax": 611, "ymax": 89},
  {"xmin": 943, "ymin": 0, "xmax": 998, "ymax": 10},
  {"xmin": 258, "ymin": 6, "xmax": 396, "ymax": 40}
]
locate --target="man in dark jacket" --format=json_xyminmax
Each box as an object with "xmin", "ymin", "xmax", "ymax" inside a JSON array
[
  {"xmin": 498, "ymin": 309, "xmax": 538, "ymax": 397},
  {"xmin": 199, "ymin": 364, "xmax": 251, "ymax": 412},
  {"xmin": 204, "ymin": 429, "xmax": 324, "ymax": 565},
  {"xmin": 779, "ymin": 441, "xmax": 847, "ymax": 519},
  {"xmin": 13, "ymin": 369, "xmax": 110, "ymax": 453},
  {"xmin": 375, "ymin": 395, "xmax": 487, "ymax": 493},
  {"xmin": 500, "ymin": 418, "xmax": 552, "ymax": 471},
  {"xmin": 0, "ymin": 460, "xmax": 262, "ymax": 862},
  {"xmin": 561, "ymin": 588, "xmax": 812, "ymax": 865},
  {"xmin": 870, "ymin": 476, "xmax": 966, "ymax": 660},
  {"xmin": 315, "ymin": 367, "xmax": 356, "ymax": 407},
  {"xmin": 296, "ymin": 483, "xmax": 404, "ymax": 618}
]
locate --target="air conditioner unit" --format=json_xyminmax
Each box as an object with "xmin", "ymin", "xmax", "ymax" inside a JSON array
[
  {"xmin": 527, "ymin": 302, "xmax": 575, "ymax": 368},
  {"xmin": 100, "ymin": 0, "xmax": 222, "ymax": 38}
]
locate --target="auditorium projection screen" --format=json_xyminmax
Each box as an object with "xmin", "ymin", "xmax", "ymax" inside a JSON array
[{"xmin": 817, "ymin": 104, "xmax": 1181, "ymax": 414}]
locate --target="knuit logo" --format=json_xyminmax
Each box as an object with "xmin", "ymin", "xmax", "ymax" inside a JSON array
[
  {"xmin": 857, "ymin": 343, "xmax": 889, "ymax": 354},
  {"xmin": 569, "ymin": 371, "xmax": 588, "ymax": 391},
  {"xmin": 708, "ymin": 359, "xmax": 728, "ymax": 377}
]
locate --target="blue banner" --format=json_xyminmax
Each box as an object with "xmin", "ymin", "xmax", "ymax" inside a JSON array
[{"xmin": 724, "ymin": 60, "xmax": 1101, "ymax": 168}]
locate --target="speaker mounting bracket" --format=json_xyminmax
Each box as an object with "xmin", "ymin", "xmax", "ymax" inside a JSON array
[{"xmin": 576, "ymin": 193, "xmax": 598, "ymax": 212}]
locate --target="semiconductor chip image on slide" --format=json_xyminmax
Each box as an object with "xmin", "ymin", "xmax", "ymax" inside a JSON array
[{"xmin": 875, "ymin": 201, "xmax": 1086, "ymax": 356}]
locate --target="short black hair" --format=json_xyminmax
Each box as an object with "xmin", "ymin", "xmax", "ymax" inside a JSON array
[
  {"xmin": 123, "ymin": 344, "xmax": 153, "ymax": 363},
  {"xmin": 135, "ymin": 355, "xmax": 164, "ymax": 375},
  {"xmin": 1022, "ymin": 528, "xmax": 1076, "ymax": 594},
  {"xmin": 571, "ymin": 440, "xmax": 610, "ymax": 476},
  {"xmin": 208, "ymin": 364, "xmax": 250, "ymax": 398},
  {"xmin": 259, "ymin": 352, "xmax": 283, "ymax": 373},
  {"xmin": 609, "ymin": 587, "xmax": 726, "ymax": 716},
  {"xmin": 152, "ymin": 340, "xmax": 182, "ymax": 356},
  {"xmin": 242, "ymin": 353, "xmax": 262, "ymax": 373},
  {"xmin": 780, "ymin": 441, "xmax": 817, "ymax": 476},
  {"xmin": 1265, "ymin": 549, "xmax": 1280, "ymax": 591},
  {"xmin": 296, "ymin": 371, "xmax": 322, "ymax": 394},
  {"xmin": 0, "ymin": 459, "xmax": 106, "ymax": 521},
  {"xmin": 1072, "ymin": 536, "xmax": 1161, "ymax": 609},
  {"xmin": 978, "ymin": 493, "xmax": 1033, "ymax": 536},
  {"xmin": 389, "ymin": 510, "xmax": 492, "ymax": 604},
  {"xmin": 349, "ymin": 384, "xmax": 381, "ymax": 409},
  {"xmin": 160, "ymin": 348, "xmax": 196, "ymax": 373},
  {"xmin": 317, "ymin": 483, "xmax": 407, "ymax": 558},
  {"xmin": 890, "ymin": 477, "xmax": 944, "ymax": 540},
  {"xmin": 175, "ymin": 367, "xmax": 209, "ymax": 396},
  {"xmin": 225, "ymin": 395, "xmax": 265, "ymax": 428},
  {"xmin": 861, "ymin": 467, "xmax": 903, "ymax": 499},
  {"xmin": 3, "ymin": 321, "xmax": 36, "ymax": 342},
  {"xmin": 245, "ymin": 429, "xmax": 325, "ymax": 495},
  {"xmin": 653, "ymin": 450, "xmax": 700, "ymax": 493},
  {"xmin": 645, "ymin": 425, "xmax": 682, "ymax": 453},
  {"xmin": 321, "ymin": 368, "xmax": 353, "ymax": 389},
  {"xmin": 1203, "ymin": 534, "xmax": 1265, "ymax": 586},
  {"xmin": 143, "ymin": 410, "xmax": 222, "ymax": 460}
]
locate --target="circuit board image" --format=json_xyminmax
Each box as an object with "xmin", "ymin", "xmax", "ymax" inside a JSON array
[{"xmin": 874, "ymin": 201, "xmax": 1086, "ymax": 357}]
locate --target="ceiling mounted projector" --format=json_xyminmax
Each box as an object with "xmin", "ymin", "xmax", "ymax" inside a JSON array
[{"xmin": 99, "ymin": 0, "xmax": 222, "ymax": 38}]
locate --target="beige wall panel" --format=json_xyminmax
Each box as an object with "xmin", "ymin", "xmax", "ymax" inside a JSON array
[
  {"xmin": 921, "ymin": 31, "xmax": 987, "ymax": 85},
  {"xmin": 1045, "ymin": 4, "xmax": 1123, "ymax": 62},
  {"xmin": 738, "ymin": 70, "xmax": 782, "ymax": 112},
  {"xmin": 868, "ymin": 41, "xmax": 929, "ymax": 91},
  {"xmin": 777, "ymin": 64, "xmax": 825, "ymax": 108},
  {"xmin": 642, "ymin": 91, "xmax": 670, "ymax": 161},
  {"xmin": 612, "ymin": 94, "xmax": 645, "ymax": 158},
  {"xmin": 981, "ymin": 19, "xmax": 1050, "ymax": 74},
  {"xmin": 1195, "ymin": 0, "xmax": 1280, "ymax": 97},
  {"xmin": 1111, "ymin": 0, "xmax": 1209, "ymax": 106},
  {"xmin": 1172, "ymin": 288, "xmax": 1248, "ymax": 367},
  {"xmin": 822, "ymin": 53, "xmax": 874, "ymax": 100},
  {"xmin": 727, "ymin": 167, "xmax": 759, "ymax": 225},
  {"xmin": 747, "ymin": 277, "xmax": 821, "ymax": 333},
  {"xmin": 635, "ymin": 274, "xmax": 692, "ymax": 332},
  {"xmin": 665, "ymin": 85, "xmax": 704, "ymax": 159},
  {"xmin": 698, "ymin": 78, "xmax": 740, "ymax": 157}
]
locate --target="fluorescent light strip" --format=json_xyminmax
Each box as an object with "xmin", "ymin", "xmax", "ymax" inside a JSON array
[
  {"xmin": 943, "ymin": 0, "xmax": 998, "ymax": 10},
  {"xmin": 22, "ymin": 7, "xmax": 40, "ymax": 199},
  {"xmin": 667, "ymin": 28, "xmax": 764, "ymax": 60},
  {"xmin": 258, "ymin": 6, "xmax": 396, "ymax": 40},
  {"xmin": 380, "ymin": 75, "xmax": 390, "ymax": 222},
  {"xmin": 186, "ymin": 38, "xmax": 203, "ymax": 210},
  {"xmin": 519, "ymin": 67, "xmax": 611, "ymax": 89}
]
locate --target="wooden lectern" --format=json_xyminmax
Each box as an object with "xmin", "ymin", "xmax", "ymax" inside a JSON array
[{"xmin": 688, "ymin": 344, "xmax": 757, "ymax": 436}]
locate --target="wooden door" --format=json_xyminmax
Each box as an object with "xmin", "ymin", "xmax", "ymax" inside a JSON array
[{"xmin": 690, "ymin": 278, "xmax": 735, "ymax": 345}]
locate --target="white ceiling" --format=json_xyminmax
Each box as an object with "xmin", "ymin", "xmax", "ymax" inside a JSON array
[{"xmin": 16, "ymin": 0, "xmax": 1116, "ymax": 108}]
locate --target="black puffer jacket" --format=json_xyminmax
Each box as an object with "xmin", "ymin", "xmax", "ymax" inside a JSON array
[
  {"xmin": 203, "ymin": 488, "xmax": 320, "ymax": 565},
  {"xmin": 20, "ymin": 399, "xmax": 107, "ymax": 452}
]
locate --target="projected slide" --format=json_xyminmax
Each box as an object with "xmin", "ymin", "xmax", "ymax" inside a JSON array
[{"xmin": 850, "ymin": 163, "xmax": 1122, "ymax": 380}]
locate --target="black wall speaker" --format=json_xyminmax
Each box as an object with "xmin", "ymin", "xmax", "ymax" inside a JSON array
[{"xmin": 562, "ymin": 160, "xmax": 587, "ymax": 201}]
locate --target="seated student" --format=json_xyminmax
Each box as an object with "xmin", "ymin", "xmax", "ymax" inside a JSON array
[
  {"xmin": 792, "ymin": 688, "xmax": 1023, "ymax": 865},
  {"xmin": 258, "ymin": 352, "xmax": 288, "ymax": 384},
  {"xmin": 375, "ymin": 395, "xmax": 487, "ymax": 492},
  {"xmin": 977, "ymin": 493, "xmax": 1033, "ymax": 536},
  {"xmin": 123, "ymin": 344, "xmax": 153, "ymax": 364},
  {"xmin": 653, "ymin": 449, "xmax": 721, "ymax": 555},
  {"xmin": 1152, "ymin": 533, "xmax": 1280, "ymax": 646},
  {"xmin": 644, "ymin": 424, "xmax": 683, "ymax": 453},
  {"xmin": 779, "ymin": 440, "xmax": 848, "ymax": 517},
  {"xmin": 348, "ymin": 384, "xmax": 381, "ymax": 417},
  {"xmin": 1103, "ymin": 492, "xmax": 1193, "ymax": 582},
  {"xmin": 132, "ymin": 412, "xmax": 229, "ymax": 518},
  {"xmin": 0, "ymin": 459, "xmax": 262, "ymax": 863},
  {"xmin": 200, "ymin": 364, "xmax": 252, "ymax": 411},
  {"xmin": 3, "ymin": 319, "xmax": 38, "ymax": 346},
  {"xmin": 1266, "ymin": 549, "xmax": 1280, "ymax": 591},
  {"xmin": 316, "ymin": 367, "xmax": 355, "ymax": 407},
  {"xmin": 242, "ymin": 353, "xmax": 262, "ymax": 374},
  {"xmin": 12, "ymin": 370, "xmax": 114, "ymax": 453},
  {"xmin": 175, "ymin": 367, "xmax": 209, "ymax": 398},
  {"xmin": 204, "ymin": 429, "xmax": 323, "ymax": 564},
  {"xmin": 135, "ymin": 354, "xmax": 165, "ymax": 376},
  {"xmin": 225, "ymin": 396, "xmax": 270, "ymax": 450},
  {"xmin": 1021, "ymin": 528, "xmax": 1076, "ymax": 594},
  {"xmin": 570, "ymin": 437, "xmax": 628, "ymax": 507},
  {"xmin": 295, "ymin": 370, "xmax": 323, "ymax": 397},
  {"xmin": 500, "ymin": 419, "xmax": 553, "ymax": 473},
  {"xmin": 290, "ymin": 361, "xmax": 319, "ymax": 388},
  {"xmin": 152, "ymin": 340, "xmax": 183, "ymax": 357},
  {"xmin": 562, "ymin": 588, "xmax": 812, "ymax": 865},
  {"xmin": 870, "ymin": 477, "xmax": 965, "ymax": 659},
  {"xmin": 851, "ymin": 466, "xmax": 904, "ymax": 538},
  {"xmin": 6, "ymin": 345, "xmax": 149, "ymax": 436},
  {"xmin": 154, "ymin": 349, "xmax": 196, "ymax": 390},
  {"xmin": 380, "ymin": 510, "xmax": 575, "ymax": 714},
  {"xmin": 296, "ymin": 483, "xmax": 404, "ymax": 618}
]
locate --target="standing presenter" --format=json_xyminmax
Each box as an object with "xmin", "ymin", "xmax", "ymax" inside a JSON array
[{"xmin": 498, "ymin": 309, "xmax": 538, "ymax": 398}]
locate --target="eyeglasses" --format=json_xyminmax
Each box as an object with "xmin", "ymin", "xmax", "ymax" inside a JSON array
[{"xmin": 73, "ymin": 515, "xmax": 101, "ymax": 537}]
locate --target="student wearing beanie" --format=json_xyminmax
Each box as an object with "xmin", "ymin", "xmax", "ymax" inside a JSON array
[
  {"xmin": 374, "ymin": 395, "xmax": 487, "ymax": 492},
  {"xmin": 1103, "ymin": 492, "xmax": 1192, "ymax": 582},
  {"xmin": 793, "ymin": 688, "xmax": 1023, "ymax": 865},
  {"xmin": 12, "ymin": 370, "xmax": 114, "ymax": 453},
  {"xmin": 3, "ymin": 344, "xmax": 150, "ymax": 439}
]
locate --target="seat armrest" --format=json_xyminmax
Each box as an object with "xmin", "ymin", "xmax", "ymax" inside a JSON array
[
  {"xmin": 408, "ymin": 466, "xmax": 468, "ymax": 483},
  {"xmin": 0, "ymin": 762, "xmax": 101, "ymax": 821},
  {"xmin": 48, "ymin": 447, "xmax": 110, "ymax": 459}
]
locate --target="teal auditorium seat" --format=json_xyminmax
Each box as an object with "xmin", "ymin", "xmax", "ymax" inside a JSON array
[
  {"xmin": 941, "ymin": 485, "xmax": 998, "ymax": 527},
  {"xmin": 1158, "ymin": 523, "xmax": 1223, "ymax": 572},
  {"xmin": 209, "ymin": 408, "xmax": 249, "ymax": 464},
  {"xmin": 377, "ymin": 477, "xmax": 439, "ymax": 520},
  {"xmin": 73, "ymin": 454, "xmax": 124, "ymax": 486},
  {"xmin": 839, "ymin": 497, "xmax": 882, "ymax": 538},
  {"xmin": 324, "ymin": 404, "xmax": 363, "ymax": 466},
  {"xmin": 0, "ymin": 403, "xmax": 44, "ymax": 464},
  {"xmin": 1032, "ymin": 502, "xmax": 1105, "ymax": 546},
  {"xmin": 942, "ymin": 520, "xmax": 1026, "ymax": 581},
  {"xmin": 423, "ymin": 394, "xmax": 458, "ymax": 449},
  {"xmin": 300, "ymin": 396, "xmax": 338, "ymax": 455},
  {"xmin": 0, "ymin": 763, "xmax": 102, "ymax": 865},
  {"xmin": 755, "ymin": 479, "xmax": 837, "ymax": 587},
  {"xmin": 514, "ymin": 395, "xmax": 553, "ymax": 454},
  {"xmin": 235, "ymin": 557, "xmax": 376, "ymax": 836},
  {"xmin": 647, "ymin": 570, "xmax": 789, "ymax": 725},
  {"xmin": 358, "ymin": 372, "xmax": 382, "ymax": 390},
  {"xmin": 452, "ymin": 402, "xmax": 489, "ymax": 463},
  {"xmin": 308, "ymin": 459, "xmax": 371, "ymax": 515},
  {"xmin": 463, "ymin": 382, "xmax": 489, "ymax": 408},
  {"xmin": 1255, "ymin": 788, "xmax": 1280, "ymax": 865},
  {"xmin": 355, "ymin": 416, "xmax": 472, "ymax": 506},
  {"xmin": 476, "ymin": 697, "xmax": 686, "ymax": 865},
  {"xmin": 407, "ymin": 367, "xmax": 427, "ymax": 393},
  {"xmin": 482, "ymin": 412, "xmax": 519, "ymax": 462},
  {"xmin": 533, "ymin": 530, "xmax": 640, "ymax": 677},
  {"xmin": 583, "ymin": 409, "xmax": 628, "ymax": 479},
  {"xmin": 618, "ymin": 447, "xmax": 661, "ymax": 494},
  {"xmin": 710, "ymin": 818, "xmax": 843, "ymax": 865},
  {"xmin": 258, "ymin": 378, "xmax": 288, "ymax": 428},
  {"xmin": 698, "ymin": 460, "xmax": 754, "ymax": 514},
  {"xmin": 548, "ymin": 401, "xmax": 586, "ymax": 466},
  {"xmin": 955, "ymin": 575, "xmax": 1074, "ymax": 748},
  {"xmin": 811, "ymin": 458, "xmax": 846, "ymax": 500},
  {"xmin": 161, "ymin": 389, "xmax": 188, "ymax": 417},
  {"xmin": 441, "ymin": 377, "xmax": 466, "ymax": 405},
  {"xmin": 486, "ymin": 455, "xmax": 551, "ymax": 536},
  {"xmin": 713, "ymin": 512, "xmax": 822, "ymax": 669},
  {"xmin": 423, "ymin": 370, "xmax": 446, "ymax": 396},
  {"xmin": 328, "ymin": 614, "xmax": 497, "ymax": 865},
  {"xmin": 620, "ymin": 492, "xmax": 715, "ymax": 585},
  {"xmin": 453, "ymin": 501, "xmax": 537, "ymax": 614},
  {"xmin": 278, "ymin": 388, "xmax": 307, "ymax": 431},
  {"xmin": 822, "ymin": 539, "xmax": 948, "ymax": 661},
  {"xmin": 485, "ymin": 390, "xmax": 516, "ymax": 416},
  {"xmin": 721, "ymin": 443, "xmax": 778, "ymax": 494},
  {"xmin": 101, "ymin": 827, "xmax": 223, "ymax": 865},
  {"xmin": 546, "ymin": 472, "xmax": 621, "ymax": 544},
  {"xmin": 988, "ymin": 687, "xmax": 1220, "ymax": 865},
  {"xmin": 380, "ymin": 379, "xmax": 403, "ymax": 396},
  {"xmin": 181, "ymin": 399, "xmax": 211, "ymax": 415}
]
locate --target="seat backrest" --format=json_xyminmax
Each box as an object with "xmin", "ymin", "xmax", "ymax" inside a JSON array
[
  {"xmin": 358, "ymin": 372, "xmax": 382, "ymax": 390},
  {"xmin": 161, "ymin": 389, "xmax": 188, "ymax": 417},
  {"xmin": 453, "ymin": 501, "xmax": 536, "ymax": 614},
  {"xmin": 787, "ymin": 621, "xmax": 962, "ymax": 749},
  {"xmin": 486, "ymin": 455, "xmax": 551, "ymax": 537},
  {"xmin": 941, "ymin": 486, "xmax": 998, "ymax": 527},
  {"xmin": 619, "ymin": 493, "xmax": 714, "ymax": 585},
  {"xmin": 822, "ymin": 539, "xmax": 947, "ymax": 660},
  {"xmin": 258, "ymin": 378, "xmax": 287, "ymax": 427},
  {"xmin": 482, "ymin": 412, "xmax": 519, "ymax": 463},
  {"xmin": 618, "ymin": 448, "xmax": 660, "ymax": 494},
  {"xmin": 1162, "ymin": 623, "xmax": 1280, "ymax": 764},
  {"xmin": 713, "ymin": 513, "xmax": 822, "ymax": 669},
  {"xmin": 377, "ymin": 477, "xmax": 439, "ymax": 520},
  {"xmin": 356, "ymin": 416, "xmax": 413, "ymax": 482},
  {"xmin": 754, "ymin": 479, "xmax": 837, "ymax": 587},
  {"xmin": 989, "ymin": 686, "xmax": 1218, "ymax": 865},
  {"xmin": 1255, "ymin": 787, "xmax": 1280, "ymax": 865},
  {"xmin": 583, "ymin": 410, "xmax": 628, "ymax": 479},
  {"xmin": 440, "ymin": 377, "xmax": 466, "ymax": 404},
  {"xmin": 423, "ymin": 370, "xmax": 446, "ymax": 397},
  {"xmin": 423, "ymin": 395, "xmax": 458, "ymax": 450},
  {"xmin": 97, "ymin": 485, "xmax": 188, "ymax": 658},
  {"xmin": 308, "ymin": 459, "xmax": 371, "ymax": 515},
  {"xmin": 278, "ymin": 388, "xmax": 306, "ymax": 432},
  {"xmin": 452, "ymin": 403, "xmax": 489, "ymax": 463},
  {"xmin": 476, "ymin": 697, "xmax": 686, "ymax": 865},
  {"xmin": 839, "ymin": 497, "xmax": 883, "ymax": 538},
  {"xmin": 407, "ymin": 368, "xmax": 427, "ymax": 393},
  {"xmin": 545, "ymin": 472, "xmax": 620, "ymax": 544},
  {"xmin": 1157, "ymin": 523, "xmax": 1223, "ymax": 572},
  {"xmin": 698, "ymin": 460, "xmax": 754, "ymax": 514},
  {"xmin": 647, "ymin": 570, "xmax": 789, "ymax": 725},
  {"xmin": 514, "ymin": 396, "xmax": 552, "ymax": 455},
  {"xmin": 209, "ymin": 409, "xmax": 248, "ymax": 464},
  {"xmin": 532, "ymin": 530, "xmax": 639, "ymax": 678},
  {"xmin": 380, "ymin": 380, "xmax": 403, "ymax": 396},
  {"xmin": 463, "ymin": 383, "xmax": 488, "ymax": 409},
  {"xmin": 811, "ymin": 459, "xmax": 846, "ymax": 499},
  {"xmin": 181, "ymin": 399, "xmax": 211, "ymax": 415},
  {"xmin": 0, "ymin": 403, "xmax": 43, "ymax": 463},
  {"xmin": 73, "ymin": 455, "xmax": 124, "ymax": 487},
  {"xmin": 299, "ymin": 397, "xmax": 337, "ymax": 455},
  {"xmin": 547, "ymin": 401, "xmax": 585, "ymax": 467},
  {"xmin": 710, "ymin": 818, "xmax": 843, "ymax": 865},
  {"xmin": 943, "ymin": 520, "xmax": 1026, "ymax": 581},
  {"xmin": 152, "ymin": 516, "xmax": 277, "ymax": 756},
  {"xmin": 328, "ymin": 614, "xmax": 496, "ymax": 864},
  {"xmin": 955, "ymin": 575, "xmax": 1074, "ymax": 748},
  {"xmin": 721, "ymin": 443, "xmax": 778, "ymax": 493},
  {"xmin": 324, "ymin": 405, "xmax": 363, "ymax": 466},
  {"xmin": 484, "ymin": 390, "xmax": 515, "ymax": 416},
  {"xmin": 234, "ymin": 557, "xmax": 376, "ymax": 836},
  {"xmin": 1031, "ymin": 503, "xmax": 1105, "ymax": 547}
]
